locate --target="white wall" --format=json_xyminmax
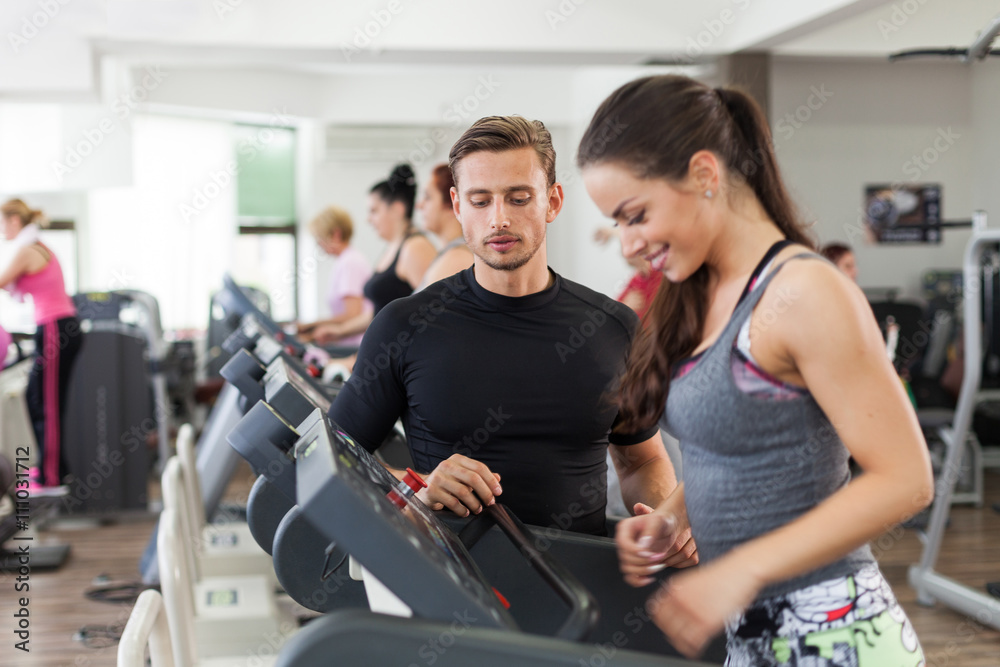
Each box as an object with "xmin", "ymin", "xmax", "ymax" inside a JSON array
[
  {"xmin": 771, "ymin": 57, "xmax": 979, "ymax": 299},
  {"xmin": 970, "ymin": 61, "xmax": 1000, "ymax": 231}
]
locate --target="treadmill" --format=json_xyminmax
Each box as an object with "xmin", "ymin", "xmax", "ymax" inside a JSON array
[
  {"xmin": 276, "ymin": 412, "xmax": 716, "ymax": 666},
  {"xmin": 224, "ymin": 341, "xmax": 726, "ymax": 662}
]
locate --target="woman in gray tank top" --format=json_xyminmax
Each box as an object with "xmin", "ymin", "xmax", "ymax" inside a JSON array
[{"xmin": 577, "ymin": 75, "xmax": 932, "ymax": 666}]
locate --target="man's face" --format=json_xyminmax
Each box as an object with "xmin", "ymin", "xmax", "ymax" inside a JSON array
[{"xmin": 451, "ymin": 147, "xmax": 560, "ymax": 272}]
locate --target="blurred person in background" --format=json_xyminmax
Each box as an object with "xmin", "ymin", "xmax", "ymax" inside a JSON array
[
  {"xmin": 821, "ymin": 242, "xmax": 858, "ymax": 282},
  {"xmin": 0, "ymin": 198, "xmax": 82, "ymax": 490},
  {"xmin": 297, "ymin": 205, "xmax": 373, "ymax": 349},
  {"xmin": 311, "ymin": 164, "xmax": 436, "ymax": 344},
  {"xmin": 416, "ymin": 163, "xmax": 473, "ymax": 289}
]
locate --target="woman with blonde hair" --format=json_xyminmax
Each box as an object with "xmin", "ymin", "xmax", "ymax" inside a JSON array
[
  {"xmin": 0, "ymin": 199, "xmax": 81, "ymax": 489},
  {"xmin": 297, "ymin": 205, "xmax": 373, "ymax": 348}
]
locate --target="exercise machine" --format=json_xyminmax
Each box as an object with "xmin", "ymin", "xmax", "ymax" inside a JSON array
[
  {"xmin": 63, "ymin": 290, "xmax": 169, "ymax": 513},
  {"xmin": 158, "ymin": 458, "xmax": 294, "ymax": 665},
  {"xmin": 275, "ymin": 411, "xmax": 717, "ymax": 665},
  {"xmin": 909, "ymin": 215, "xmax": 1000, "ymax": 630}
]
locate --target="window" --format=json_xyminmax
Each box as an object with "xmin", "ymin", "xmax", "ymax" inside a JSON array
[{"xmin": 229, "ymin": 123, "xmax": 298, "ymax": 323}]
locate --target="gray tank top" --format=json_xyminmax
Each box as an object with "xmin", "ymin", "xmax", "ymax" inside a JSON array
[{"xmin": 663, "ymin": 253, "xmax": 875, "ymax": 600}]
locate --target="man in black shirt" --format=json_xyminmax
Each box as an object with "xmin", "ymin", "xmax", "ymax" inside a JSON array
[{"xmin": 329, "ymin": 116, "xmax": 687, "ymax": 547}]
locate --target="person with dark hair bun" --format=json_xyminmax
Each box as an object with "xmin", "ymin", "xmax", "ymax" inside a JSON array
[
  {"xmin": 578, "ymin": 75, "xmax": 930, "ymax": 664},
  {"xmin": 415, "ymin": 163, "xmax": 473, "ymax": 289},
  {"xmin": 312, "ymin": 165, "xmax": 436, "ymax": 344},
  {"xmin": 821, "ymin": 242, "xmax": 858, "ymax": 282},
  {"xmin": 0, "ymin": 198, "xmax": 82, "ymax": 490}
]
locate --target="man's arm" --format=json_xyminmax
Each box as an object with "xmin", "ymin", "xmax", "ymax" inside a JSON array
[
  {"xmin": 611, "ymin": 433, "xmax": 698, "ymax": 574},
  {"xmin": 327, "ymin": 307, "xmax": 408, "ymax": 453},
  {"xmin": 328, "ymin": 300, "xmax": 501, "ymax": 517},
  {"xmin": 609, "ymin": 431, "xmax": 676, "ymax": 511}
]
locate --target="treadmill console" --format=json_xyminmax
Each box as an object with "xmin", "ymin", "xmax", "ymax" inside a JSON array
[{"xmin": 294, "ymin": 412, "xmax": 515, "ymax": 631}]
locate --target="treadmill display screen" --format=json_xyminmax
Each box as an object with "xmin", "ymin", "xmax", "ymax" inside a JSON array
[
  {"xmin": 296, "ymin": 416, "xmax": 511, "ymax": 629},
  {"xmin": 220, "ymin": 274, "xmax": 305, "ymax": 355}
]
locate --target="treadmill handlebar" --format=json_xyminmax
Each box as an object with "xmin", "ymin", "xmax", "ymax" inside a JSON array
[{"xmin": 485, "ymin": 504, "xmax": 600, "ymax": 642}]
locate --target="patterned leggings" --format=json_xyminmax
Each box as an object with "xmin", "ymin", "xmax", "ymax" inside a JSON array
[{"xmin": 725, "ymin": 564, "xmax": 925, "ymax": 666}]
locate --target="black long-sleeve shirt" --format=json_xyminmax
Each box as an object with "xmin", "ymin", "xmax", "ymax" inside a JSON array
[{"xmin": 329, "ymin": 267, "xmax": 657, "ymax": 535}]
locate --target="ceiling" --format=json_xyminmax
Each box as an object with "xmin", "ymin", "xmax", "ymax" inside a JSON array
[{"xmin": 0, "ymin": 0, "xmax": 997, "ymax": 99}]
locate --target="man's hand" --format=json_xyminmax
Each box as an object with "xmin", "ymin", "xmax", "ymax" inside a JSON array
[
  {"xmin": 616, "ymin": 503, "xmax": 698, "ymax": 586},
  {"xmin": 416, "ymin": 454, "xmax": 502, "ymax": 517}
]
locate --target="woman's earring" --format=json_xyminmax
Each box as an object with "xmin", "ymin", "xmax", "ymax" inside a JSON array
[{"xmin": 705, "ymin": 190, "xmax": 713, "ymax": 199}]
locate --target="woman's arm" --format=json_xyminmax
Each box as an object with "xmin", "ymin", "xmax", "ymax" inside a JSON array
[
  {"xmin": 312, "ymin": 307, "xmax": 374, "ymax": 343},
  {"xmin": 0, "ymin": 247, "xmax": 34, "ymax": 289},
  {"xmin": 648, "ymin": 260, "xmax": 933, "ymax": 657},
  {"xmin": 299, "ymin": 296, "xmax": 367, "ymax": 333},
  {"xmin": 419, "ymin": 246, "xmax": 473, "ymax": 287},
  {"xmin": 396, "ymin": 235, "xmax": 438, "ymax": 290}
]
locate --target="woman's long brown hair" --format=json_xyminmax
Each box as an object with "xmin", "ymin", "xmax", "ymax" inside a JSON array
[{"xmin": 577, "ymin": 75, "xmax": 814, "ymax": 433}]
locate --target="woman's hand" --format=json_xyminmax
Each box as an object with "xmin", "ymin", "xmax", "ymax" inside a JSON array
[
  {"xmin": 648, "ymin": 555, "xmax": 760, "ymax": 658},
  {"xmin": 312, "ymin": 323, "xmax": 344, "ymax": 345}
]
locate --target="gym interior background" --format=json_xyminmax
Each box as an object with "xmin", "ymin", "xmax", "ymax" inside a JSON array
[{"xmin": 0, "ymin": 1, "xmax": 999, "ymax": 666}]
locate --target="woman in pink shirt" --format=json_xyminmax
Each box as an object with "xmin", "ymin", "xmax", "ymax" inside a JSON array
[
  {"xmin": 297, "ymin": 205, "xmax": 373, "ymax": 349},
  {"xmin": 0, "ymin": 199, "xmax": 82, "ymax": 488}
]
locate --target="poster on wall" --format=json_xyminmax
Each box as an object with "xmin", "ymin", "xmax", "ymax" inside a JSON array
[{"xmin": 863, "ymin": 184, "xmax": 942, "ymax": 244}]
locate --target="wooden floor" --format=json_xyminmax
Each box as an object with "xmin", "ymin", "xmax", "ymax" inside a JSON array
[{"xmin": 3, "ymin": 467, "xmax": 999, "ymax": 667}]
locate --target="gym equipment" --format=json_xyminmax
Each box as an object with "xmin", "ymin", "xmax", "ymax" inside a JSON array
[
  {"xmin": 174, "ymin": 423, "xmax": 276, "ymax": 582},
  {"xmin": 139, "ymin": 302, "xmax": 293, "ymax": 585},
  {"xmin": 277, "ymin": 610, "xmax": 701, "ymax": 667},
  {"xmin": 224, "ymin": 356, "xmax": 368, "ymax": 613},
  {"xmin": 909, "ymin": 215, "xmax": 1000, "ymax": 630},
  {"xmin": 63, "ymin": 290, "xmax": 171, "ymax": 513},
  {"xmin": 206, "ymin": 279, "xmax": 272, "ymax": 378},
  {"xmin": 158, "ymin": 506, "xmax": 292, "ymax": 666},
  {"xmin": 158, "ymin": 459, "xmax": 294, "ymax": 665},
  {"xmin": 890, "ymin": 12, "xmax": 1000, "ymax": 62},
  {"xmin": 117, "ymin": 589, "xmax": 176, "ymax": 667},
  {"xmin": 277, "ymin": 411, "xmax": 719, "ymax": 665},
  {"xmin": 0, "ymin": 358, "xmax": 34, "ymax": 469},
  {"xmin": 225, "ymin": 347, "xmax": 722, "ymax": 658}
]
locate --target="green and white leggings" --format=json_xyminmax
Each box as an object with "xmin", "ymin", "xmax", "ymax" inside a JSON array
[{"xmin": 725, "ymin": 564, "xmax": 925, "ymax": 666}]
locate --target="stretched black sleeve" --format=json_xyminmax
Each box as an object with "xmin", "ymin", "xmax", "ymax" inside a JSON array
[{"xmin": 327, "ymin": 303, "xmax": 410, "ymax": 453}]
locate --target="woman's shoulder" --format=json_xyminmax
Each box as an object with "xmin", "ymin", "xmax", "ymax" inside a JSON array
[
  {"xmin": 401, "ymin": 230, "xmax": 438, "ymax": 255},
  {"xmin": 761, "ymin": 245, "xmax": 873, "ymax": 340}
]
